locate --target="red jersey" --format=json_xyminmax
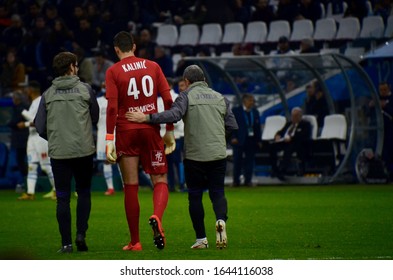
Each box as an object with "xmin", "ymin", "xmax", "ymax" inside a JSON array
[{"xmin": 106, "ymin": 55, "xmax": 173, "ymax": 134}]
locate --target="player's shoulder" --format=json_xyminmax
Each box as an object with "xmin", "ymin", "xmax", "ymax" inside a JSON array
[{"xmin": 142, "ymin": 57, "xmax": 160, "ymax": 68}]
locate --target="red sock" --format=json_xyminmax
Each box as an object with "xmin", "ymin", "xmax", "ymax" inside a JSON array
[
  {"xmin": 153, "ymin": 182, "xmax": 168, "ymax": 221},
  {"xmin": 124, "ymin": 184, "xmax": 140, "ymax": 244}
]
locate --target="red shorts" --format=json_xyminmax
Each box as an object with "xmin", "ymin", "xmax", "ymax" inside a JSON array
[{"xmin": 115, "ymin": 128, "xmax": 167, "ymax": 174}]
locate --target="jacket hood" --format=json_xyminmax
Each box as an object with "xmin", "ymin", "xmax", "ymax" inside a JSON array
[{"xmin": 52, "ymin": 75, "xmax": 80, "ymax": 90}]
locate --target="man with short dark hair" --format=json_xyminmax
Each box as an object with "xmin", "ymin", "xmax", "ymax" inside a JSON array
[
  {"xmin": 35, "ymin": 51, "xmax": 99, "ymax": 253},
  {"xmin": 126, "ymin": 64, "xmax": 238, "ymax": 249},
  {"xmin": 105, "ymin": 31, "xmax": 175, "ymax": 251}
]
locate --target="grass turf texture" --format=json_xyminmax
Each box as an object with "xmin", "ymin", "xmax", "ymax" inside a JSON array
[{"xmin": 0, "ymin": 185, "xmax": 392, "ymax": 260}]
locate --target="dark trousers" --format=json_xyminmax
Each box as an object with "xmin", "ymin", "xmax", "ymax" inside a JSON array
[
  {"xmin": 383, "ymin": 124, "xmax": 393, "ymax": 179},
  {"xmin": 51, "ymin": 155, "xmax": 93, "ymax": 246},
  {"xmin": 166, "ymin": 137, "xmax": 185, "ymax": 191},
  {"xmin": 13, "ymin": 147, "xmax": 27, "ymax": 185},
  {"xmin": 269, "ymin": 141, "xmax": 306, "ymax": 174},
  {"xmin": 184, "ymin": 158, "xmax": 228, "ymax": 239},
  {"xmin": 232, "ymin": 138, "xmax": 257, "ymax": 185}
]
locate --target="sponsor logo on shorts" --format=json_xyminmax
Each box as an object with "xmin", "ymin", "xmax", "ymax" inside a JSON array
[{"xmin": 151, "ymin": 150, "xmax": 164, "ymax": 167}]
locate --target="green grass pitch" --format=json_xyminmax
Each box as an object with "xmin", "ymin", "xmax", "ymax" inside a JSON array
[{"xmin": 1, "ymin": 184, "xmax": 393, "ymax": 260}]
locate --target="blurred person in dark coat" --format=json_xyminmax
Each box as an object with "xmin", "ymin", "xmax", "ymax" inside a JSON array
[
  {"xmin": 231, "ymin": 93, "xmax": 262, "ymax": 186},
  {"xmin": 7, "ymin": 91, "xmax": 29, "ymax": 192},
  {"xmin": 269, "ymin": 107, "xmax": 311, "ymax": 180}
]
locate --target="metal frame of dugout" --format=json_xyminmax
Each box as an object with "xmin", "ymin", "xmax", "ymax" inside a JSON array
[{"xmin": 184, "ymin": 53, "xmax": 383, "ymax": 185}]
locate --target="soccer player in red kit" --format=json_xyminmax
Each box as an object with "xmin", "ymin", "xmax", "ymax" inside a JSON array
[{"xmin": 105, "ymin": 31, "xmax": 176, "ymax": 251}]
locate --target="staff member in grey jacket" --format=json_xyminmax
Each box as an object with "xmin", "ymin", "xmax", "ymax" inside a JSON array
[
  {"xmin": 126, "ymin": 65, "xmax": 238, "ymax": 250},
  {"xmin": 34, "ymin": 52, "xmax": 99, "ymax": 253}
]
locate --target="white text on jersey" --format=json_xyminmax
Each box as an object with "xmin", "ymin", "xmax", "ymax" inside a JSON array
[
  {"xmin": 122, "ymin": 60, "xmax": 147, "ymax": 72},
  {"xmin": 128, "ymin": 103, "xmax": 156, "ymax": 113}
]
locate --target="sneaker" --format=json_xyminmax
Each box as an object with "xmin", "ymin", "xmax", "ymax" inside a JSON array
[
  {"xmin": 43, "ymin": 190, "xmax": 56, "ymax": 200},
  {"xmin": 75, "ymin": 234, "xmax": 88, "ymax": 252},
  {"xmin": 149, "ymin": 215, "xmax": 165, "ymax": 249},
  {"xmin": 104, "ymin": 188, "xmax": 115, "ymax": 196},
  {"xmin": 57, "ymin": 244, "xmax": 73, "ymax": 253},
  {"xmin": 17, "ymin": 193, "xmax": 35, "ymax": 200},
  {"xmin": 191, "ymin": 238, "xmax": 209, "ymax": 249},
  {"xmin": 216, "ymin": 219, "xmax": 227, "ymax": 249},
  {"xmin": 122, "ymin": 242, "xmax": 143, "ymax": 251}
]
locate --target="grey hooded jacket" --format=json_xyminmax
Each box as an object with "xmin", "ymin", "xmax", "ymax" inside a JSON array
[{"xmin": 34, "ymin": 75, "xmax": 99, "ymax": 159}]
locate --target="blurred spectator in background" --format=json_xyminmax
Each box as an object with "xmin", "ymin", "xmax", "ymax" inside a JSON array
[
  {"xmin": 90, "ymin": 50, "xmax": 114, "ymax": 92},
  {"xmin": 231, "ymin": 93, "xmax": 262, "ymax": 186},
  {"xmin": 310, "ymin": 82, "xmax": 329, "ymax": 128},
  {"xmin": 303, "ymin": 81, "xmax": 328, "ymax": 128},
  {"xmin": 22, "ymin": 1, "xmax": 41, "ymax": 29},
  {"xmin": 136, "ymin": 28, "xmax": 157, "ymax": 60},
  {"xmin": 47, "ymin": 18, "xmax": 73, "ymax": 57},
  {"xmin": 163, "ymin": 0, "xmax": 195, "ymax": 26},
  {"xmin": 7, "ymin": 91, "xmax": 29, "ymax": 192},
  {"xmin": 379, "ymin": 82, "xmax": 393, "ymax": 181},
  {"xmin": 299, "ymin": 38, "xmax": 319, "ymax": 53},
  {"xmin": 304, "ymin": 82, "xmax": 316, "ymax": 114},
  {"xmin": 197, "ymin": 46, "xmax": 212, "ymax": 57},
  {"xmin": 374, "ymin": 0, "xmax": 392, "ymax": 24},
  {"xmin": 96, "ymin": 82, "xmax": 116, "ymax": 196},
  {"xmin": 251, "ymin": 0, "xmax": 276, "ymax": 24},
  {"xmin": 21, "ymin": 14, "xmax": 51, "ymax": 90},
  {"xmin": 99, "ymin": 0, "xmax": 138, "ymax": 52},
  {"xmin": 276, "ymin": 0, "xmax": 299, "ymax": 24},
  {"xmin": 296, "ymin": 0, "xmax": 323, "ymax": 24},
  {"xmin": 370, "ymin": 82, "xmax": 393, "ymax": 181},
  {"xmin": 173, "ymin": 0, "xmax": 207, "ymax": 25},
  {"xmin": 17, "ymin": 81, "xmax": 56, "ymax": 200},
  {"xmin": 102, "ymin": 0, "xmax": 139, "ymax": 31},
  {"xmin": 344, "ymin": 0, "xmax": 369, "ymax": 22},
  {"xmin": 72, "ymin": 17, "xmax": 99, "ymax": 56},
  {"xmin": 139, "ymin": 0, "xmax": 162, "ymax": 28},
  {"xmin": 74, "ymin": 46, "xmax": 93, "ymax": 85},
  {"xmin": 54, "ymin": 0, "xmax": 80, "ymax": 29},
  {"xmin": 269, "ymin": 107, "xmax": 311, "ymax": 180},
  {"xmin": 43, "ymin": 3, "xmax": 59, "ymax": 28},
  {"xmin": 270, "ymin": 36, "xmax": 295, "ymax": 82},
  {"xmin": 234, "ymin": 0, "xmax": 253, "ymax": 24},
  {"xmin": 97, "ymin": 11, "xmax": 121, "ymax": 56},
  {"xmin": 86, "ymin": 2, "xmax": 101, "ymax": 31},
  {"xmin": 284, "ymin": 74, "xmax": 298, "ymax": 93},
  {"xmin": 0, "ymin": 49, "xmax": 26, "ymax": 96},
  {"xmin": 175, "ymin": 47, "xmax": 193, "ymax": 77},
  {"xmin": 2, "ymin": 14, "xmax": 26, "ymax": 52},
  {"xmin": 231, "ymin": 43, "xmax": 242, "ymax": 56},
  {"xmin": 67, "ymin": 4, "xmax": 86, "ymax": 32},
  {"xmin": 272, "ymin": 36, "xmax": 294, "ymax": 55},
  {"xmin": 154, "ymin": 46, "xmax": 174, "ymax": 78},
  {"xmin": 0, "ymin": 4, "xmax": 11, "ymax": 37},
  {"xmin": 240, "ymin": 43, "xmax": 255, "ymax": 55},
  {"xmin": 194, "ymin": 0, "xmax": 236, "ymax": 25}
]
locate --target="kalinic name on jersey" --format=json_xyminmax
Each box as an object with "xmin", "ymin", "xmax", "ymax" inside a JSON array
[{"xmin": 121, "ymin": 60, "xmax": 147, "ymax": 72}]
